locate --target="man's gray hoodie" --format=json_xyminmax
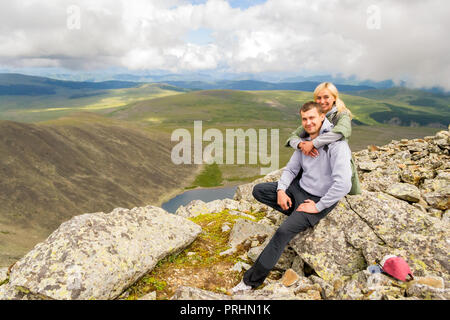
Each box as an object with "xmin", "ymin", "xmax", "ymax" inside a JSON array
[{"xmin": 277, "ymin": 118, "xmax": 352, "ymax": 212}]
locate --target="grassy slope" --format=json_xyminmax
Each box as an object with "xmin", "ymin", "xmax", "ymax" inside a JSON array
[
  {"xmin": 0, "ymin": 112, "xmax": 199, "ymax": 267},
  {"xmin": 107, "ymin": 89, "xmax": 443, "ymax": 185},
  {"xmin": 0, "ymin": 83, "xmax": 186, "ymax": 123},
  {"xmin": 349, "ymin": 87, "xmax": 450, "ymax": 126}
]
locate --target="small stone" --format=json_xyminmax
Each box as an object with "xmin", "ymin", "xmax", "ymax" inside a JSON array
[
  {"xmin": 358, "ymin": 161, "xmax": 383, "ymax": 171},
  {"xmin": 219, "ymin": 247, "xmax": 237, "ymax": 256},
  {"xmin": 408, "ymin": 276, "xmax": 444, "ymax": 289},
  {"xmin": 368, "ymin": 145, "xmax": 379, "ymax": 152},
  {"xmin": 251, "ymin": 241, "xmax": 259, "ymax": 247},
  {"xmin": 139, "ymin": 291, "xmax": 157, "ymax": 300},
  {"xmin": 281, "ymin": 269, "xmax": 300, "ymax": 287},
  {"xmin": 231, "ymin": 261, "xmax": 251, "ymax": 273},
  {"xmin": 386, "ymin": 183, "xmax": 421, "ymax": 202},
  {"xmin": 0, "ymin": 268, "xmax": 8, "ymax": 284}
]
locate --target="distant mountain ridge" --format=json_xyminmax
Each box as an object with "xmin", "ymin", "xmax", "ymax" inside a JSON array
[
  {"xmin": 160, "ymin": 80, "xmax": 376, "ymax": 92},
  {"xmin": 0, "ymin": 73, "xmax": 374, "ymax": 96},
  {"xmin": 0, "ymin": 73, "xmax": 141, "ymax": 96}
]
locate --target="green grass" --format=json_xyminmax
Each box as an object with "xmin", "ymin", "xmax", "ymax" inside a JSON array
[{"xmin": 190, "ymin": 163, "xmax": 223, "ymax": 188}]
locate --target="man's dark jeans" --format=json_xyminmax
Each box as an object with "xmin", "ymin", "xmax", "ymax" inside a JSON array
[{"xmin": 243, "ymin": 176, "xmax": 337, "ymax": 288}]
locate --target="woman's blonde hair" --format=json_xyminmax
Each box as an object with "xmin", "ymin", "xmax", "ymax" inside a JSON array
[{"xmin": 313, "ymin": 82, "xmax": 352, "ymax": 118}]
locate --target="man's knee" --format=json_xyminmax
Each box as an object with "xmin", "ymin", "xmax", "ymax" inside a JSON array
[
  {"xmin": 276, "ymin": 213, "xmax": 310, "ymax": 240},
  {"xmin": 273, "ymin": 224, "xmax": 294, "ymax": 242},
  {"xmin": 252, "ymin": 183, "xmax": 267, "ymax": 201}
]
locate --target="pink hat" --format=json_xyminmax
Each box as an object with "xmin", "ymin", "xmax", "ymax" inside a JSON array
[{"xmin": 378, "ymin": 255, "xmax": 414, "ymax": 282}]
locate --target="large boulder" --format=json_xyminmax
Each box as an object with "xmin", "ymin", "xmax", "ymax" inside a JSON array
[
  {"xmin": 233, "ymin": 169, "xmax": 283, "ymax": 203},
  {"xmin": 290, "ymin": 199, "xmax": 372, "ymax": 283},
  {"xmin": 176, "ymin": 198, "xmax": 255, "ymax": 218},
  {"xmin": 290, "ymin": 191, "xmax": 449, "ymax": 284},
  {"xmin": 2, "ymin": 206, "xmax": 201, "ymax": 300}
]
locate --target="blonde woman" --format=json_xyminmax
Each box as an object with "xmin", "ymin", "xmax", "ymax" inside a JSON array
[{"xmin": 285, "ymin": 82, "xmax": 360, "ymax": 194}]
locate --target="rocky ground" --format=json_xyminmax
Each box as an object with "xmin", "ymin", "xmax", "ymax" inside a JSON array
[{"xmin": 1, "ymin": 126, "xmax": 449, "ymax": 300}]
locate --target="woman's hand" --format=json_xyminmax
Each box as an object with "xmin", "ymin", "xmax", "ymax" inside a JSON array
[{"xmin": 299, "ymin": 141, "xmax": 319, "ymax": 157}]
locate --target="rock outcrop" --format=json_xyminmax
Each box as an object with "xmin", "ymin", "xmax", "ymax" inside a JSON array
[
  {"xmin": 1, "ymin": 127, "xmax": 449, "ymax": 300},
  {"xmin": 0, "ymin": 206, "xmax": 201, "ymax": 300}
]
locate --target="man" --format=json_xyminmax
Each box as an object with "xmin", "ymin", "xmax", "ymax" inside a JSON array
[{"xmin": 231, "ymin": 101, "xmax": 352, "ymax": 293}]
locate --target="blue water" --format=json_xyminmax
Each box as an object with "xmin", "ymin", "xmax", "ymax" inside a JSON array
[{"xmin": 161, "ymin": 186, "xmax": 238, "ymax": 214}]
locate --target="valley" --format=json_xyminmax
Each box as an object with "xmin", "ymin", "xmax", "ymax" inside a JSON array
[{"xmin": 0, "ymin": 73, "xmax": 447, "ymax": 266}]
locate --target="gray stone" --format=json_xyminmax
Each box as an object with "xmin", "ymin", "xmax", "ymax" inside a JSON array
[
  {"xmin": 233, "ymin": 169, "xmax": 282, "ymax": 203},
  {"xmin": 170, "ymin": 286, "xmax": 231, "ymax": 300},
  {"xmin": 231, "ymin": 261, "xmax": 251, "ymax": 273},
  {"xmin": 290, "ymin": 256, "xmax": 305, "ymax": 277},
  {"xmin": 386, "ymin": 183, "xmax": 421, "ymax": 202},
  {"xmin": 228, "ymin": 219, "xmax": 275, "ymax": 249},
  {"xmin": 358, "ymin": 161, "xmax": 383, "ymax": 171},
  {"xmin": 175, "ymin": 200, "xmax": 207, "ymax": 218},
  {"xmin": 308, "ymin": 275, "xmax": 335, "ymax": 300},
  {"xmin": 0, "ymin": 268, "xmax": 8, "ymax": 284},
  {"xmin": 406, "ymin": 276, "xmax": 450, "ymax": 300},
  {"xmin": 421, "ymin": 178, "xmax": 450, "ymax": 210},
  {"xmin": 7, "ymin": 206, "xmax": 201, "ymax": 300},
  {"xmin": 139, "ymin": 291, "xmax": 157, "ymax": 300},
  {"xmin": 221, "ymin": 223, "xmax": 231, "ymax": 232}
]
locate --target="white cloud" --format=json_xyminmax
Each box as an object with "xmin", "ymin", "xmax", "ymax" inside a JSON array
[{"xmin": 0, "ymin": 0, "xmax": 448, "ymax": 89}]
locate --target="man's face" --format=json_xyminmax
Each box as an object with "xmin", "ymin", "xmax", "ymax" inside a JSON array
[{"xmin": 300, "ymin": 107, "xmax": 325, "ymax": 136}]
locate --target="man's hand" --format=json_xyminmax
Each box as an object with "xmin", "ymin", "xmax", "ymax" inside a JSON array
[
  {"xmin": 298, "ymin": 141, "xmax": 319, "ymax": 157},
  {"xmin": 296, "ymin": 199, "xmax": 319, "ymax": 214},
  {"xmin": 277, "ymin": 190, "xmax": 292, "ymax": 211}
]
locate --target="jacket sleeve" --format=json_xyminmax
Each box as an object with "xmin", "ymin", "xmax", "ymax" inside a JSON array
[
  {"xmin": 315, "ymin": 142, "xmax": 352, "ymax": 211},
  {"xmin": 312, "ymin": 132, "xmax": 344, "ymax": 149},
  {"xmin": 277, "ymin": 150, "xmax": 302, "ymax": 191},
  {"xmin": 331, "ymin": 111, "xmax": 352, "ymax": 140},
  {"xmin": 284, "ymin": 125, "xmax": 306, "ymax": 149},
  {"xmin": 312, "ymin": 111, "xmax": 351, "ymax": 149}
]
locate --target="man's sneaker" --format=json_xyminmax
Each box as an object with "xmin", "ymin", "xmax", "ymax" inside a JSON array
[{"xmin": 229, "ymin": 280, "xmax": 252, "ymax": 294}]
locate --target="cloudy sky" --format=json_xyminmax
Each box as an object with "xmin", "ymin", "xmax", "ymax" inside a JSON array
[{"xmin": 0, "ymin": 0, "xmax": 448, "ymax": 89}]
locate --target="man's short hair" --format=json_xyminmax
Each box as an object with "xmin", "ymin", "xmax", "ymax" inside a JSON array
[{"xmin": 300, "ymin": 101, "xmax": 324, "ymax": 114}]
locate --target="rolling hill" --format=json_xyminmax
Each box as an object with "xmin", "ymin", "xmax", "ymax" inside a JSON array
[
  {"xmin": 107, "ymin": 88, "xmax": 449, "ymax": 128},
  {"xmin": 0, "ymin": 112, "xmax": 199, "ymax": 267},
  {"xmin": 160, "ymin": 80, "xmax": 376, "ymax": 91},
  {"xmin": 0, "ymin": 73, "xmax": 189, "ymax": 123},
  {"xmin": 350, "ymin": 87, "xmax": 449, "ymax": 128},
  {"xmin": 0, "ymin": 73, "xmax": 142, "ymax": 95}
]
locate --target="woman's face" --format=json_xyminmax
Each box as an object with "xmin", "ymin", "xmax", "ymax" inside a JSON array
[{"xmin": 315, "ymin": 88, "xmax": 336, "ymax": 113}]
